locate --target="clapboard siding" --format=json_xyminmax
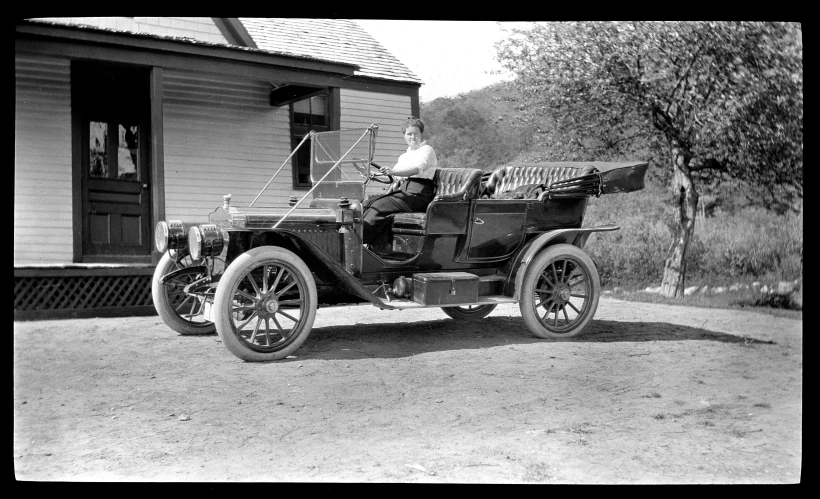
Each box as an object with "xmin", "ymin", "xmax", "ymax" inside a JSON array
[
  {"xmin": 340, "ymin": 88, "xmax": 413, "ymax": 196},
  {"xmin": 14, "ymin": 53, "xmax": 73, "ymax": 264},
  {"xmin": 163, "ymin": 69, "xmax": 295, "ymax": 219},
  {"xmin": 340, "ymin": 88, "xmax": 411, "ymax": 164},
  {"xmin": 12, "ymin": 204, "xmax": 74, "ymax": 218},
  {"xmin": 343, "ymin": 92, "xmax": 412, "ymax": 104}
]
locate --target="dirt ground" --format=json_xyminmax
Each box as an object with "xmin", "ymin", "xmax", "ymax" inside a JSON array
[{"xmin": 14, "ymin": 297, "xmax": 802, "ymax": 483}]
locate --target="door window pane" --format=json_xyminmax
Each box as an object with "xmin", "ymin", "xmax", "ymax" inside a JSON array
[
  {"xmin": 89, "ymin": 121, "xmax": 109, "ymax": 178},
  {"xmin": 118, "ymin": 124, "xmax": 139, "ymax": 180}
]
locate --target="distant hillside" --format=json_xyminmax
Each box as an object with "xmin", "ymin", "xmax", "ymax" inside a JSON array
[{"xmin": 420, "ymin": 82, "xmax": 535, "ymax": 172}]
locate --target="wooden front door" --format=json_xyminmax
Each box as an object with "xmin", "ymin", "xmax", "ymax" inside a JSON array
[{"xmin": 75, "ymin": 63, "xmax": 152, "ymax": 262}]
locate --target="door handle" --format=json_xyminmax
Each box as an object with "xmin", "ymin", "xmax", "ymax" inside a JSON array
[{"xmin": 473, "ymin": 218, "xmax": 484, "ymax": 225}]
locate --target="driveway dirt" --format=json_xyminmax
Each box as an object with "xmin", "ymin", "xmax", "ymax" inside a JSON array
[{"xmin": 13, "ymin": 297, "xmax": 802, "ymax": 483}]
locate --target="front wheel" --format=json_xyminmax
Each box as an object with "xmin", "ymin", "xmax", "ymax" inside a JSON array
[
  {"xmin": 152, "ymin": 250, "xmax": 216, "ymax": 335},
  {"xmin": 441, "ymin": 304, "xmax": 497, "ymax": 320},
  {"xmin": 519, "ymin": 244, "xmax": 600, "ymax": 339},
  {"xmin": 213, "ymin": 246, "xmax": 318, "ymax": 362}
]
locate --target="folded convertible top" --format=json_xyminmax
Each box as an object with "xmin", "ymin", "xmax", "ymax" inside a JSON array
[{"xmin": 501, "ymin": 161, "xmax": 649, "ymax": 197}]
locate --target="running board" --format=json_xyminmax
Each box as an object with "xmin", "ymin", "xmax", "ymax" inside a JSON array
[{"xmin": 377, "ymin": 295, "xmax": 517, "ymax": 310}]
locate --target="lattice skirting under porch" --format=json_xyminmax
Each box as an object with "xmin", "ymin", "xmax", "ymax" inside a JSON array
[{"xmin": 14, "ymin": 266, "xmax": 158, "ymax": 320}]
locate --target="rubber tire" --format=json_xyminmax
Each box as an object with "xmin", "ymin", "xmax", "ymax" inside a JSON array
[
  {"xmin": 441, "ymin": 304, "xmax": 497, "ymax": 320},
  {"xmin": 213, "ymin": 246, "xmax": 318, "ymax": 362},
  {"xmin": 519, "ymin": 244, "xmax": 600, "ymax": 339},
  {"xmin": 152, "ymin": 250, "xmax": 216, "ymax": 335}
]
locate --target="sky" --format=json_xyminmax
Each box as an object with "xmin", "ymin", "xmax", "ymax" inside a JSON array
[{"xmin": 354, "ymin": 20, "xmax": 531, "ymax": 103}]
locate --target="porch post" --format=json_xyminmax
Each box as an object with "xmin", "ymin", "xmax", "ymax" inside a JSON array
[{"xmin": 150, "ymin": 66, "xmax": 165, "ymax": 265}]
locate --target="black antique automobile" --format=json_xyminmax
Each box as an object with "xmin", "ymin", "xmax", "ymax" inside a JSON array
[{"xmin": 152, "ymin": 125, "xmax": 648, "ymax": 361}]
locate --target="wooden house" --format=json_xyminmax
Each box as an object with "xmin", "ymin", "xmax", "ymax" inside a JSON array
[{"xmin": 14, "ymin": 17, "xmax": 422, "ymax": 319}]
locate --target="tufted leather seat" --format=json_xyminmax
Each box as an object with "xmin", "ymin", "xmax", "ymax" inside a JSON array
[
  {"xmin": 391, "ymin": 212, "xmax": 428, "ymax": 235},
  {"xmin": 430, "ymin": 167, "xmax": 484, "ymax": 201},
  {"xmin": 483, "ymin": 163, "xmax": 597, "ymax": 199},
  {"xmin": 391, "ymin": 168, "xmax": 483, "ymax": 233}
]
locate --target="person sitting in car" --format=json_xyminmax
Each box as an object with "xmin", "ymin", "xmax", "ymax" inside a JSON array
[{"xmin": 362, "ymin": 116, "xmax": 438, "ymax": 245}]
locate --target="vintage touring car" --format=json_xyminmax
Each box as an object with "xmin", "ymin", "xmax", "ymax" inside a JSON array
[{"xmin": 152, "ymin": 125, "xmax": 648, "ymax": 361}]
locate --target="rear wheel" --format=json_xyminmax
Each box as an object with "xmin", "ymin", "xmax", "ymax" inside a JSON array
[
  {"xmin": 519, "ymin": 244, "xmax": 600, "ymax": 338},
  {"xmin": 152, "ymin": 251, "xmax": 216, "ymax": 335},
  {"xmin": 213, "ymin": 246, "xmax": 317, "ymax": 362},
  {"xmin": 441, "ymin": 304, "xmax": 497, "ymax": 320}
]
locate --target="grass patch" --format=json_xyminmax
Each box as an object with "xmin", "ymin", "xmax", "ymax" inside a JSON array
[
  {"xmin": 603, "ymin": 288, "xmax": 802, "ymax": 319},
  {"xmin": 583, "ymin": 181, "xmax": 802, "ymax": 303},
  {"xmin": 751, "ymin": 293, "xmax": 799, "ymax": 310}
]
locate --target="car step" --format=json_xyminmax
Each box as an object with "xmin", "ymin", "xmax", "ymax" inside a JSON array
[{"xmin": 381, "ymin": 295, "xmax": 517, "ymax": 310}]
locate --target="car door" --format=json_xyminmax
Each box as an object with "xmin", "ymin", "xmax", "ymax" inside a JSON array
[{"xmin": 458, "ymin": 199, "xmax": 528, "ymax": 262}]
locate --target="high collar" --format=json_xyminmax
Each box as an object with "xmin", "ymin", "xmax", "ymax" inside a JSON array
[{"xmin": 407, "ymin": 140, "xmax": 427, "ymax": 152}]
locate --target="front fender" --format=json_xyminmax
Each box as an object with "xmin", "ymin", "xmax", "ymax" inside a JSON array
[
  {"xmin": 503, "ymin": 224, "xmax": 619, "ymax": 299},
  {"xmin": 159, "ymin": 264, "xmax": 208, "ymax": 285}
]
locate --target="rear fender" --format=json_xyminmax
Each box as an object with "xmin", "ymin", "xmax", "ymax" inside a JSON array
[
  {"xmin": 503, "ymin": 225, "xmax": 619, "ymax": 299},
  {"xmin": 247, "ymin": 230, "xmax": 383, "ymax": 307}
]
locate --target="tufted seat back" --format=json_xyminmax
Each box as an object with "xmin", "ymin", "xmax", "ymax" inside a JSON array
[
  {"xmin": 483, "ymin": 164, "xmax": 596, "ymax": 199},
  {"xmin": 390, "ymin": 168, "xmax": 482, "ymax": 234},
  {"xmin": 432, "ymin": 168, "xmax": 483, "ymax": 201}
]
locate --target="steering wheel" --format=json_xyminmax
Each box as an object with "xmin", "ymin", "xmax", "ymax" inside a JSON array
[
  {"xmin": 367, "ymin": 162, "xmax": 394, "ymax": 184},
  {"xmin": 350, "ymin": 160, "xmax": 370, "ymax": 178}
]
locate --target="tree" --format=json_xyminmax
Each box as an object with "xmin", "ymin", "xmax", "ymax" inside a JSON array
[{"xmin": 496, "ymin": 21, "xmax": 802, "ymax": 297}]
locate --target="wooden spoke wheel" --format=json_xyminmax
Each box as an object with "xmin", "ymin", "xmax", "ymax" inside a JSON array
[
  {"xmin": 441, "ymin": 304, "xmax": 497, "ymax": 320},
  {"xmin": 213, "ymin": 247, "xmax": 317, "ymax": 362},
  {"xmin": 519, "ymin": 244, "xmax": 600, "ymax": 338},
  {"xmin": 152, "ymin": 250, "xmax": 216, "ymax": 335}
]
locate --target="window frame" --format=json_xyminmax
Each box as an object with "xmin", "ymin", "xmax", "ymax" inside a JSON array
[{"xmin": 289, "ymin": 89, "xmax": 339, "ymax": 189}]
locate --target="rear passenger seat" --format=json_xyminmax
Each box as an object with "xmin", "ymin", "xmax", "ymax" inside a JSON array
[{"xmin": 481, "ymin": 163, "xmax": 598, "ymax": 200}]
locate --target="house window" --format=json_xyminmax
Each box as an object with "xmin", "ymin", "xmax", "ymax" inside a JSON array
[{"xmin": 290, "ymin": 94, "xmax": 328, "ymax": 188}]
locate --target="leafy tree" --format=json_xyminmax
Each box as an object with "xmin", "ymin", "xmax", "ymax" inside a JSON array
[{"xmin": 496, "ymin": 21, "xmax": 802, "ymax": 297}]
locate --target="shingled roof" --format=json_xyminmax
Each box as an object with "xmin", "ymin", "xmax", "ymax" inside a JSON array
[
  {"xmin": 22, "ymin": 17, "xmax": 421, "ymax": 86},
  {"xmin": 239, "ymin": 18, "xmax": 422, "ymax": 85}
]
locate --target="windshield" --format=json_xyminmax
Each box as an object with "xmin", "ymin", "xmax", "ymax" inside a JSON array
[
  {"xmin": 310, "ymin": 128, "xmax": 376, "ymax": 182},
  {"xmin": 309, "ymin": 127, "xmax": 377, "ymax": 201}
]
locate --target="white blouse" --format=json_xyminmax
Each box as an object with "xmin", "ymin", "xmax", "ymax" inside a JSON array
[{"xmin": 394, "ymin": 142, "xmax": 438, "ymax": 180}]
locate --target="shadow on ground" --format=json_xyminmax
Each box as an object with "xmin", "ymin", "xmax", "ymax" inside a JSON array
[{"xmin": 258, "ymin": 317, "xmax": 777, "ymax": 361}]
